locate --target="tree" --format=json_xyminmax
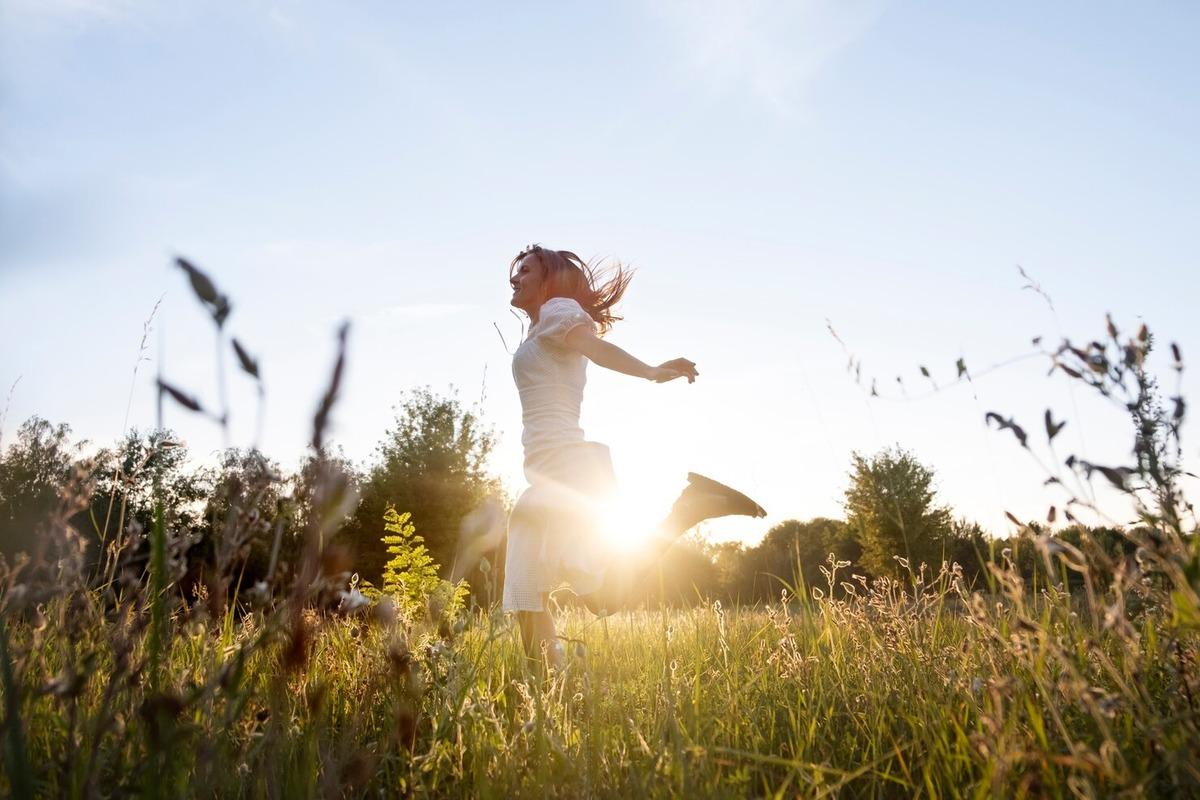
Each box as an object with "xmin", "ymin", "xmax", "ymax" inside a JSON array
[
  {"xmin": 843, "ymin": 447, "xmax": 953, "ymax": 579},
  {"xmin": 289, "ymin": 447, "xmax": 361, "ymax": 551},
  {"xmin": 347, "ymin": 388, "xmax": 500, "ymax": 582},
  {"xmin": 739, "ymin": 517, "xmax": 857, "ymax": 599},
  {"xmin": 943, "ymin": 518, "xmax": 990, "ymax": 587},
  {"xmin": 199, "ymin": 448, "xmax": 288, "ymax": 595},
  {"xmin": 83, "ymin": 428, "xmax": 208, "ymax": 585},
  {"xmin": 0, "ymin": 417, "xmax": 77, "ymax": 562},
  {"xmin": 86, "ymin": 429, "xmax": 206, "ymax": 539}
]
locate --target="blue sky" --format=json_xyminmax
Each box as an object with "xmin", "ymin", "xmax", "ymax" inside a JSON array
[{"xmin": 2, "ymin": 0, "xmax": 1197, "ymax": 544}]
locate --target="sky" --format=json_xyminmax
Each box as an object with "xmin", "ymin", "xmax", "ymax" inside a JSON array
[{"xmin": 2, "ymin": 0, "xmax": 1198, "ymax": 547}]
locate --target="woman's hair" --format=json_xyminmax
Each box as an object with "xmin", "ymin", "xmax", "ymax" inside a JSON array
[{"xmin": 510, "ymin": 244, "xmax": 633, "ymax": 335}]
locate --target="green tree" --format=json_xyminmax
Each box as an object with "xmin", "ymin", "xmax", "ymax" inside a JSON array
[
  {"xmin": 289, "ymin": 447, "xmax": 361, "ymax": 550},
  {"xmin": 943, "ymin": 517, "xmax": 991, "ymax": 587},
  {"xmin": 347, "ymin": 388, "xmax": 499, "ymax": 582},
  {"xmin": 739, "ymin": 517, "xmax": 857, "ymax": 599},
  {"xmin": 83, "ymin": 428, "xmax": 208, "ymax": 586},
  {"xmin": 199, "ymin": 448, "xmax": 287, "ymax": 595},
  {"xmin": 0, "ymin": 417, "xmax": 77, "ymax": 562},
  {"xmin": 87, "ymin": 430, "xmax": 206, "ymax": 541},
  {"xmin": 844, "ymin": 447, "xmax": 953, "ymax": 579}
]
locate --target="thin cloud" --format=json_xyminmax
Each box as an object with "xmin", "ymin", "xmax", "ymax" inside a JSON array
[{"xmin": 644, "ymin": 0, "xmax": 886, "ymax": 114}]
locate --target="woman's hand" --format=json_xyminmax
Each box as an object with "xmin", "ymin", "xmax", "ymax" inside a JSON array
[{"xmin": 648, "ymin": 358, "xmax": 698, "ymax": 384}]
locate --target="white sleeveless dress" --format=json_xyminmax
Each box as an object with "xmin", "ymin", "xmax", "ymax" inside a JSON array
[{"xmin": 502, "ymin": 297, "xmax": 616, "ymax": 612}]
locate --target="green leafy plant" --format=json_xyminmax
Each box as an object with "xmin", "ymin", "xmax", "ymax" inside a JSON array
[{"xmin": 363, "ymin": 507, "xmax": 468, "ymax": 625}]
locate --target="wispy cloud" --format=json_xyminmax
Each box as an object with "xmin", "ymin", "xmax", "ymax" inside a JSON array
[{"xmin": 643, "ymin": 0, "xmax": 886, "ymax": 113}]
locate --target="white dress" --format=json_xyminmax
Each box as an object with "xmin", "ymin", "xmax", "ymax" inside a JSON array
[{"xmin": 502, "ymin": 297, "xmax": 616, "ymax": 612}]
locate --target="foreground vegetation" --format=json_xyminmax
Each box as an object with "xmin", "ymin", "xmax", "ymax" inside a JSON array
[
  {"xmin": 3, "ymin": 553, "xmax": 1197, "ymax": 797},
  {"xmin": 2, "ymin": 259, "xmax": 1197, "ymax": 796}
]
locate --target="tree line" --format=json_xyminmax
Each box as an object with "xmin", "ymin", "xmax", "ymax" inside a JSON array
[{"xmin": 0, "ymin": 390, "xmax": 1139, "ymax": 608}]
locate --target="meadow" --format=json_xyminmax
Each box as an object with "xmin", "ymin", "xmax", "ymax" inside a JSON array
[
  {"xmin": 3, "ymin": 552, "xmax": 1196, "ymax": 797},
  {"xmin": 1, "ymin": 262, "xmax": 1197, "ymax": 798}
]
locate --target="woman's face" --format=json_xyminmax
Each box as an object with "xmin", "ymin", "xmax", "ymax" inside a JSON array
[{"xmin": 509, "ymin": 255, "xmax": 546, "ymax": 313}]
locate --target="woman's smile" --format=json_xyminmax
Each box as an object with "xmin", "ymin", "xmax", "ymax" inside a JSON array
[{"xmin": 509, "ymin": 256, "xmax": 544, "ymax": 312}]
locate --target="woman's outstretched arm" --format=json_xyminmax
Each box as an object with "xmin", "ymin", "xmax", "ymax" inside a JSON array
[{"xmin": 564, "ymin": 326, "xmax": 698, "ymax": 383}]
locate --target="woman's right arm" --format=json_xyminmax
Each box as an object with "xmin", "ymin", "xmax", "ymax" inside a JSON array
[{"xmin": 564, "ymin": 326, "xmax": 698, "ymax": 383}]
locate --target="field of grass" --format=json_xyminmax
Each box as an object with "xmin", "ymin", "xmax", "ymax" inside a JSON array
[{"xmin": 3, "ymin": 554, "xmax": 1197, "ymax": 798}]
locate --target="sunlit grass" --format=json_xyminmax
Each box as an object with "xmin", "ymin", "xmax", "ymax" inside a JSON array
[{"xmin": 5, "ymin": 557, "xmax": 1196, "ymax": 798}]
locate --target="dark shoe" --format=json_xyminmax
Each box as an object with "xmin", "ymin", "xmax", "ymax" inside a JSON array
[
  {"xmin": 666, "ymin": 473, "xmax": 767, "ymax": 532},
  {"xmin": 684, "ymin": 473, "xmax": 767, "ymax": 518}
]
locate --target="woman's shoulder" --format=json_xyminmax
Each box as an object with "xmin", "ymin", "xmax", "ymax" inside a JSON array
[
  {"xmin": 532, "ymin": 296, "xmax": 595, "ymax": 344},
  {"xmin": 538, "ymin": 296, "xmax": 586, "ymax": 316}
]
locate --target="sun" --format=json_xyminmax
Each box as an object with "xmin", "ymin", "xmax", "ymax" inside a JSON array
[{"xmin": 600, "ymin": 486, "xmax": 665, "ymax": 553}]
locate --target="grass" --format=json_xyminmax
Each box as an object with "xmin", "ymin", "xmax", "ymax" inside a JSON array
[{"xmin": 2, "ymin": 555, "xmax": 1196, "ymax": 798}]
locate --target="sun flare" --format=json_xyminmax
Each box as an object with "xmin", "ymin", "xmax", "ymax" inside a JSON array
[{"xmin": 600, "ymin": 487, "xmax": 664, "ymax": 553}]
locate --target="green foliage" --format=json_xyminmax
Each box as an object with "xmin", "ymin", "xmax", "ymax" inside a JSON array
[
  {"xmin": 191, "ymin": 447, "xmax": 295, "ymax": 605},
  {"xmin": 348, "ymin": 388, "xmax": 500, "ymax": 583},
  {"xmin": 721, "ymin": 517, "xmax": 860, "ymax": 599},
  {"xmin": 843, "ymin": 446, "xmax": 953, "ymax": 579},
  {"xmin": 89, "ymin": 428, "xmax": 207, "ymax": 540},
  {"xmin": 362, "ymin": 507, "xmax": 468, "ymax": 624},
  {"xmin": 289, "ymin": 447, "xmax": 360, "ymax": 548},
  {"xmin": 4, "ymin": 588, "xmax": 1198, "ymax": 797},
  {"xmin": 0, "ymin": 417, "xmax": 77, "ymax": 560}
]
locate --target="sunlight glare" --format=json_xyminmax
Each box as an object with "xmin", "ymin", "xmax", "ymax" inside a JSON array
[{"xmin": 600, "ymin": 486, "xmax": 662, "ymax": 554}]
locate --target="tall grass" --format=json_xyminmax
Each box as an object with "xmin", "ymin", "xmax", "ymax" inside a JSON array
[
  {"xmin": 2, "ymin": 561, "xmax": 1194, "ymax": 796},
  {"xmin": 0, "ymin": 259, "xmax": 1196, "ymax": 797}
]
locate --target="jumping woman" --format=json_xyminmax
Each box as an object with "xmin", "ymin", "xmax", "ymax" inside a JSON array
[{"xmin": 503, "ymin": 244, "xmax": 766, "ymax": 667}]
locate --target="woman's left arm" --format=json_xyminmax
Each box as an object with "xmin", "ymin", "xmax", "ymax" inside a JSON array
[{"xmin": 563, "ymin": 326, "xmax": 698, "ymax": 383}]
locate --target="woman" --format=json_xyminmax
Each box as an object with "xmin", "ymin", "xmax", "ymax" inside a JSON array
[{"xmin": 503, "ymin": 244, "xmax": 765, "ymax": 666}]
